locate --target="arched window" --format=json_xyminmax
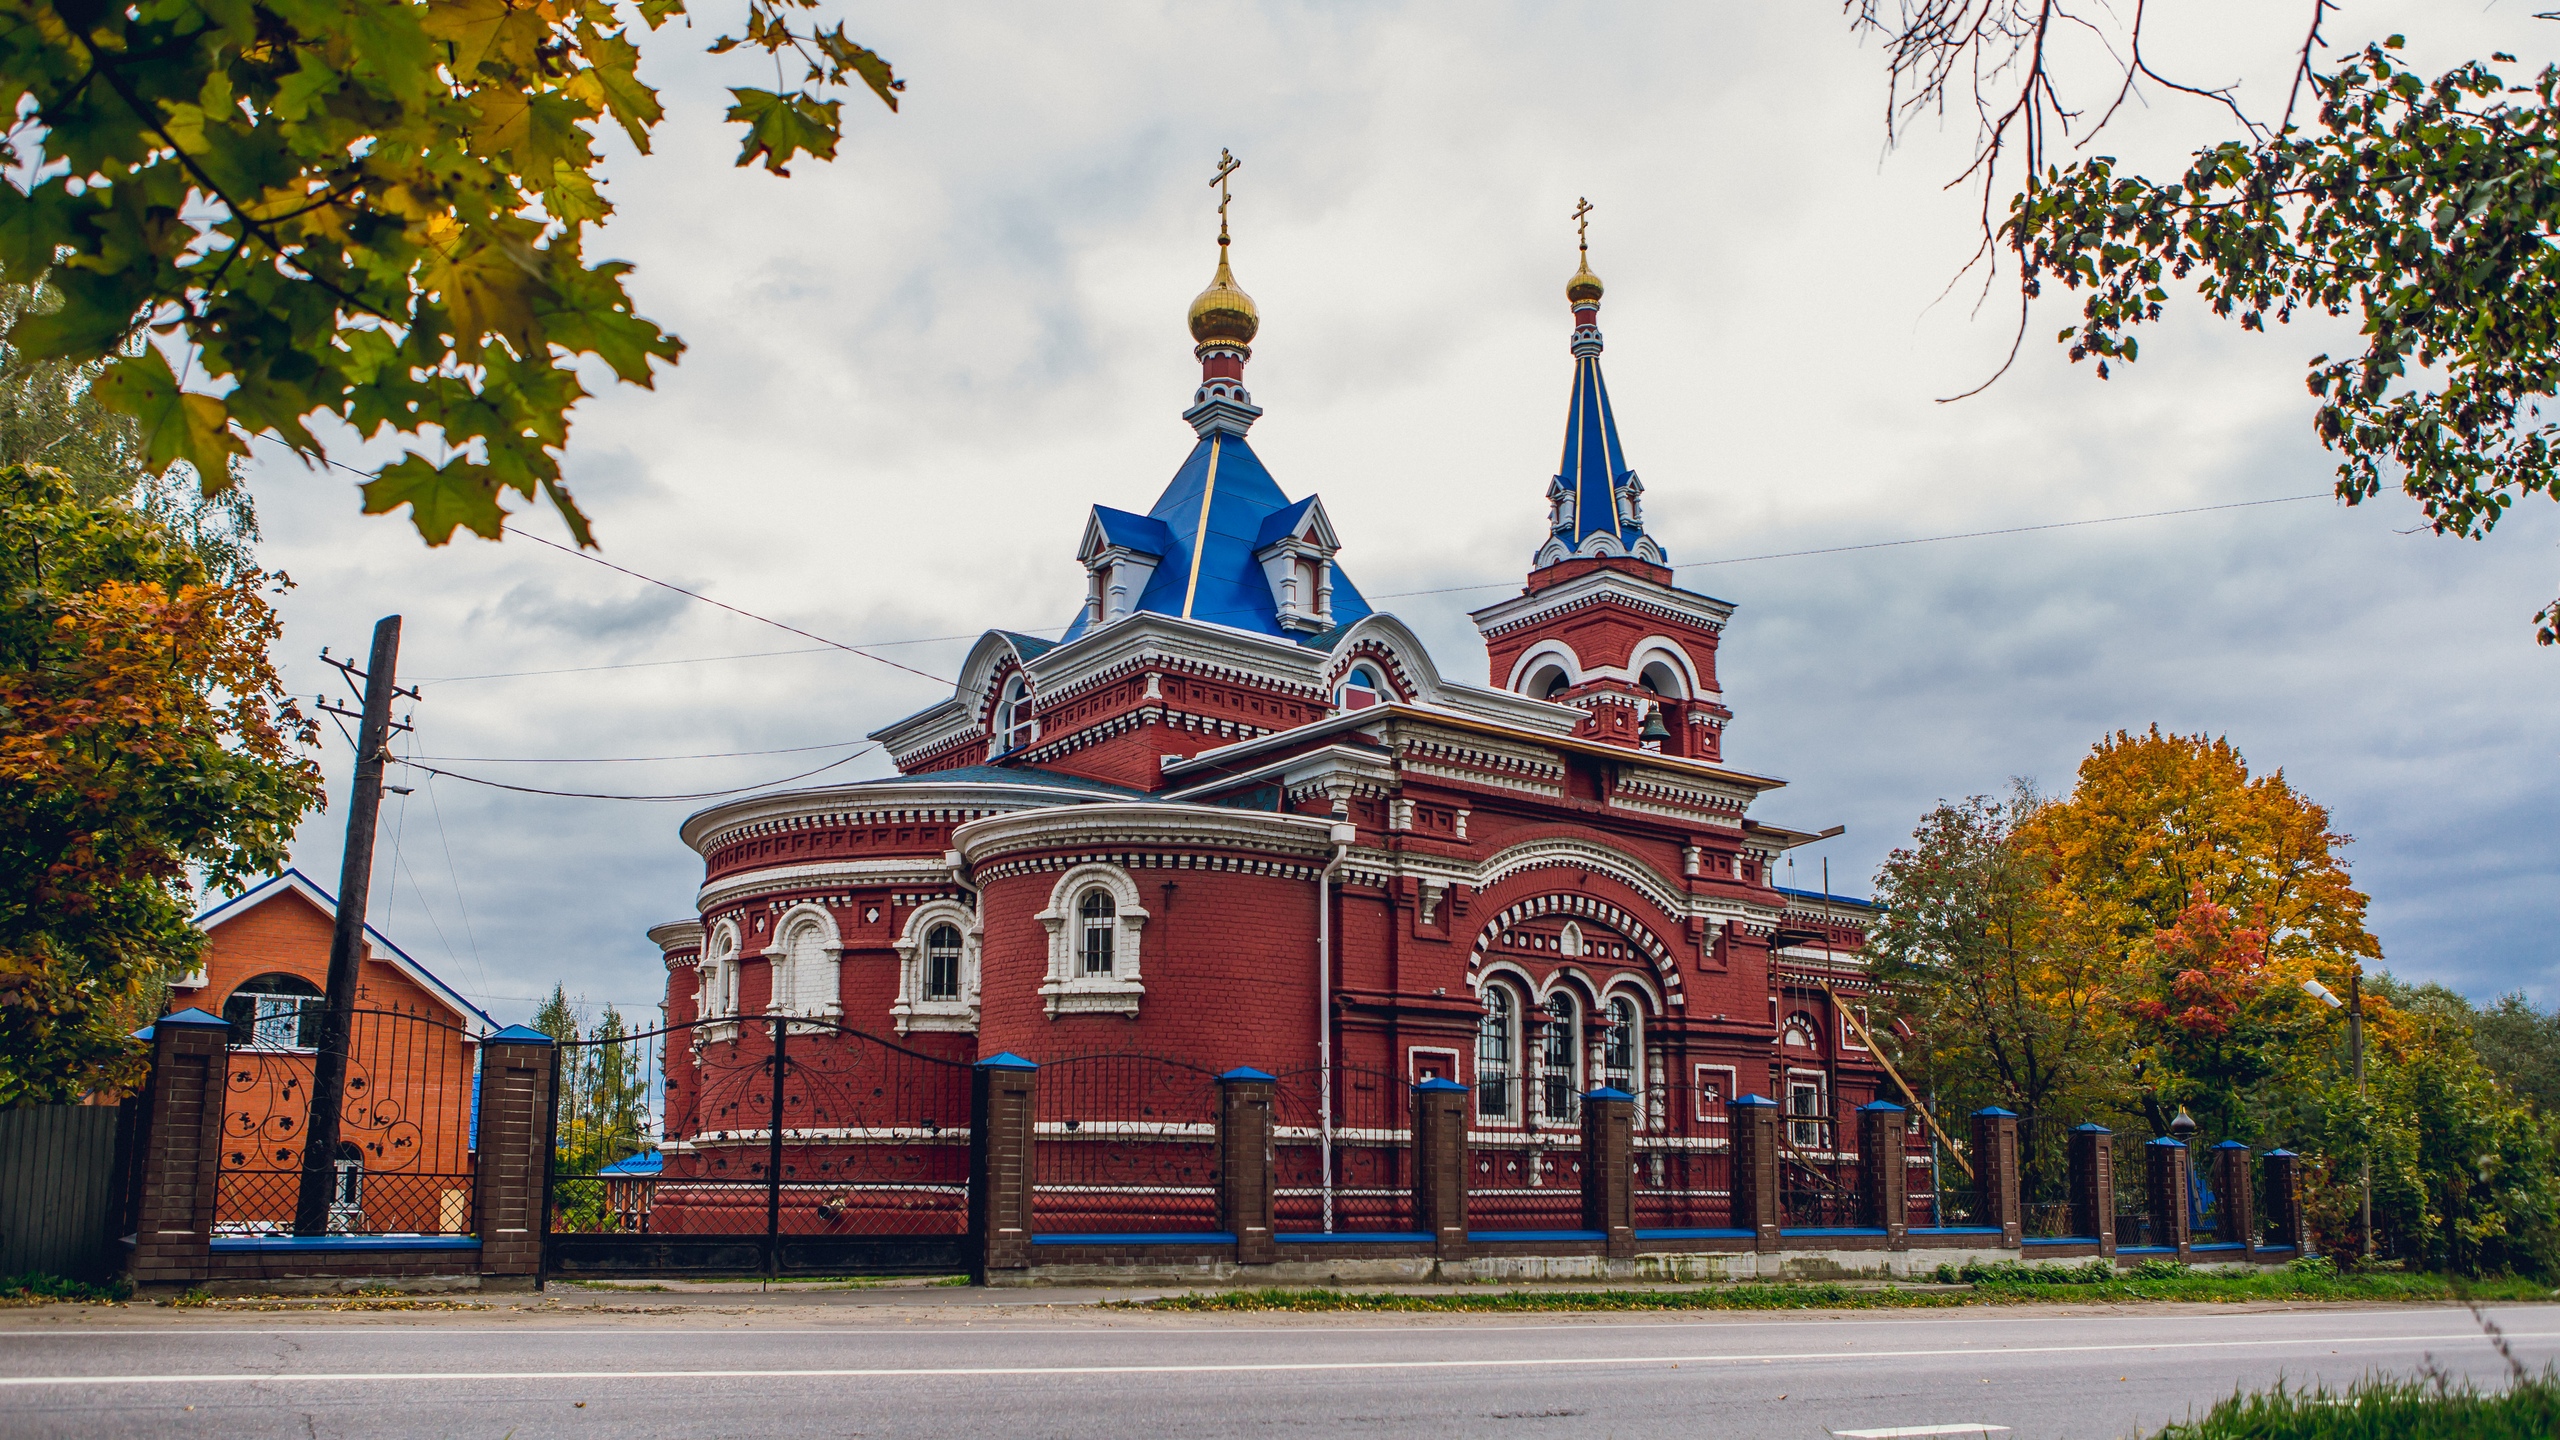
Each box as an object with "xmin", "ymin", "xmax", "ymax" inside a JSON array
[
  {"xmin": 1476, "ymin": 985, "xmax": 1516, "ymax": 1121},
  {"xmin": 997, "ymin": 675, "xmax": 1035, "ymax": 753},
  {"xmin": 700, "ymin": 921, "xmax": 738, "ymax": 1020},
  {"xmin": 223, "ymin": 973, "xmax": 323, "ymax": 1050},
  {"xmin": 1541, "ymin": 992, "xmax": 1581, "ymax": 1122},
  {"xmin": 1602, "ymin": 996, "xmax": 1638, "ymax": 1094},
  {"xmin": 1638, "ymin": 659, "xmax": 1685, "ymax": 698},
  {"xmin": 1334, "ymin": 663, "xmax": 1385, "ymax": 711},
  {"xmin": 925, "ymin": 924, "xmax": 962, "ymax": 1001},
  {"xmin": 1078, "ymin": 890, "xmax": 1115, "ymax": 975}
]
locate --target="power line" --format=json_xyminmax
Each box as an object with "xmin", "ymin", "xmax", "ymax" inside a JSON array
[
  {"xmin": 410, "ymin": 739, "xmax": 870, "ymax": 765},
  {"xmin": 395, "ymin": 746, "xmax": 876, "ymax": 802},
  {"xmin": 501, "ymin": 526, "xmax": 956, "ymax": 687}
]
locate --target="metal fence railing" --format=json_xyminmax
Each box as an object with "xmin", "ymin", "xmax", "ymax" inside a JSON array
[
  {"xmin": 215, "ymin": 1005, "xmax": 478, "ymax": 1237},
  {"xmin": 1032, "ymin": 1053, "xmax": 1222, "ymax": 1233},
  {"xmin": 1778, "ymin": 1113, "xmax": 1857, "ymax": 1229},
  {"xmin": 1632, "ymin": 1142, "xmax": 1730, "ymax": 1231},
  {"xmin": 1271, "ymin": 1064, "xmax": 1415, "ymax": 1233}
]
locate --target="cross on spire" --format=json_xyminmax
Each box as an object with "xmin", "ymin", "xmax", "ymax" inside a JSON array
[
  {"xmin": 1574, "ymin": 196, "xmax": 1593, "ymax": 253},
  {"xmin": 1213, "ymin": 148, "xmax": 1242, "ymax": 243}
]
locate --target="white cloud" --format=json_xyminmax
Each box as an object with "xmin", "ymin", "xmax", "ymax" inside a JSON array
[{"xmin": 244, "ymin": 1, "xmax": 2560, "ymax": 1020}]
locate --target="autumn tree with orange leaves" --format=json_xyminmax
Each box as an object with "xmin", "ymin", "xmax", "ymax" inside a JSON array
[{"xmin": 0, "ymin": 464, "xmax": 321, "ymax": 1104}]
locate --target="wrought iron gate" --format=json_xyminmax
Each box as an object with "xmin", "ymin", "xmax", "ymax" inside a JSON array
[{"xmin": 542, "ymin": 1015, "xmax": 977, "ymax": 1279}]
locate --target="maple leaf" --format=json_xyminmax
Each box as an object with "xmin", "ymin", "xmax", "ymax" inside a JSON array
[{"xmin": 91, "ymin": 350, "xmax": 250, "ymax": 487}]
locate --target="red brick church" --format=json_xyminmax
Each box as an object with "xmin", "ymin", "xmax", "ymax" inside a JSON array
[{"xmin": 649, "ymin": 209, "xmax": 1893, "ymax": 1226}]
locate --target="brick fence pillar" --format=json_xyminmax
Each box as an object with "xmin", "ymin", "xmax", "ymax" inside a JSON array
[
  {"xmin": 1219, "ymin": 1068, "xmax": 1278, "ymax": 1264},
  {"xmin": 2211, "ymin": 1141, "xmax": 2255, "ymax": 1252},
  {"xmin": 1857, "ymin": 1101, "xmax": 1908, "ymax": 1246},
  {"xmin": 1412, "ymin": 1078, "xmax": 1470, "ymax": 1260},
  {"xmin": 472, "ymin": 1025, "xmax": 555, "ymax": 1284},
  {"xmin": 1971, "ymin": 1107, "xmax": 2022, "ymax": 1245},
  {"xmin": 1581, "ymin": 1087, "xmax": 1634, "ymax": 1258},
  {"xmin": 970, "ymin": 1052, "xmax": 1038, "ymax": 1280},
  {"xmin": 2145, "ymin": 1138, "xmax": 2192, "ymax": 1258},
  {"xmin": 1729, "ymin": 1093, "xmax": 1781, "ymax": 1252},
  {"xmin": 2262, "ymin": 1149, "xmax": 2307, "ymax": 1255},
  {"xmin": 2069, "ymin": 1123, "xmax": 2116, "ymax": 1255},
  {"xmin": 128, "ymin": 1008, "xmax": 230, "ymax": 1290}
]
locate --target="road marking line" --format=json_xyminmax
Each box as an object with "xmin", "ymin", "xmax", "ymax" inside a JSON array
[
  {"xmin": 1, "ymin": 1329, "xmax": 2549, "ymax": 1387},
  {"xmin": 1833, "ymin": 1427, "xmax": 2010, "ymax": 1438}
]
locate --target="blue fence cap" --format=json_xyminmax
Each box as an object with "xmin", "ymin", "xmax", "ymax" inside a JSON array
[
  {"xmin": 1414, "ymin": 1077, "xmax": 1469, "ymax": 1094},
  {"xmin": 487, "ymin": 1024, "xmax": 555, "ymax": 1045},
  {"xmin": 2212, "ymin": 1139, "xmax": 2251, "ymax": 1151},
  {"xmin": 976, "ymin": 1051, "xmax": 1037, "ymax": 1071},
  {"xmin": 1583, "ymin": 1086, "xmax": 1633, "ymax": 1102},
  {"xmin": 1860, "ymin": 1099, "xmax": 1906, "ymax": 1113},
  {"xmin": 1729, "ymin": 1092, "xmax": 1779, "ymax": 1108},
  {"xmin": 154, "ymin": 1006, "xmax": 230, "ymax": 1030},
  {"xmin": 1219, "ymin": 1066, "xmax": 1276, "ymax": 1083},
  {"xmin": 2265, "ymin": 1148, "xmax": 2297, "ymax": 1159},
  {"xmin": 2072, "ymin": 1122, "xmax": 2114, "ymax": 1134},
  {"xmin": 1973, "ymin": 1106, "xmax": 2019, "ymax": 1118},
  {"xmin": 2147, "ymin": 1135, "xmax": 2188, "ymax": 1148}
]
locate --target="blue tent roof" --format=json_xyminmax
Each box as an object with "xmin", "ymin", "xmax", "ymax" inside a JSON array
[
  {"xmin": 1089, "ymin": 506, "xmax": 1177, "ymax": 557},
  {"xmin": 1061, "ymin": 435, "xmax": 1372, "ymax": 646},
  {"xmin": 1548, "ymin": 340, "xmax": 1659, "ymax": 560},
  {"xmin": 597, "ymin": 1151, "xmax": 663, "ymax": 1176}
]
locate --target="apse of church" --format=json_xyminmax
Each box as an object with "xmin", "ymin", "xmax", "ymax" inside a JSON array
[{"xmin": 651, "ymin": 175, "xmax": 1886, "ymax": 1207}]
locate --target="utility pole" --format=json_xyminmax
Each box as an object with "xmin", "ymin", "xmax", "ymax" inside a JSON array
[
  {"xmin": 295, "ymin": 616, "xmax": 411, "ymax": 1236},
  {"xmin": 2351, "ymin": 970, "xmax": 2371, "ymax": 1262}
]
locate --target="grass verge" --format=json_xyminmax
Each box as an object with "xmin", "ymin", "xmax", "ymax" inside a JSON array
[
  {"xmin": 2151, "ymin": 1371, "xmax": 2560, "ymax": 1438},
  {"xmin": 0, "ymin": 1273, "xmax": 132, "ymax": 1305},
  {"xmin": 1128, "ymin": 1261, "xmax": 2555, "ymax": 1314}
]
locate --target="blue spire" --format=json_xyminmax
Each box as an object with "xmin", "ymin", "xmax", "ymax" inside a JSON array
[{"xmin": 1538, "ymin": 250, "xmax": 1663, "ymax": 568}]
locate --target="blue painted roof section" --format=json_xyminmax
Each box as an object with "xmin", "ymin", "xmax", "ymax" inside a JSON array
[
  {"xmin": 1551, "ymin": 348, "xmax": 1655, "ymax": 557},
  {"xmin": 1060, "ymin": 435, "xmax": 1373, "ymax": 646},
  {"xmin": 1251, "ymin": 495, "xmax": 1319, "ymax": 551},
  {"xmin": 1089, "ymin": 507, "xmax": 1177, "ymax": 557},
  {"xmin": 993, "ymin": 631, "xmax": 1055, "ymax": 662},
  {"xmin": 1774, "ymin": 885, "xmax": 1876, "ymax": 911},
  {"xmin": 598, "ymin": 1151, "xmax": 664, "ymax": 1176},
  {"xmin": 872, "ymin": 764, "xmax": 1145, "ymax": 797}
]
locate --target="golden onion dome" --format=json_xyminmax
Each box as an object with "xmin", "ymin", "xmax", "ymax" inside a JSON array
[
  {"xmin": 1188, "ymin": 245, "xmax": 1259, "ymax": 348},
  {"xmin": 1566, "ymin": 252, "xmax": 1604, "ymax": 306}
]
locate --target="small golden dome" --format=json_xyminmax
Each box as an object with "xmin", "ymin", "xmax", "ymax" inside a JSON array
[
  {"xmin": 1188, "ymin": 244, "xmax": 1259, "ymax": 348},
  {"xmin": 1566, "ymin": 252, "xmax": 1604, "ymax": 306}
]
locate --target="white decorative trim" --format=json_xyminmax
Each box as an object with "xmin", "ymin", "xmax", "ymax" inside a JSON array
[
  {"xmin": 890, "ymin": 899, "xmax": 980, "ymax": 1035},
  {"xmin": 697, "ymin": 918, "xmax": 744, "ymax": 1043},
  {"xmin": 1036, "ymin": 863, "xmax": 1150, "ymax": 1018},
  {"xmin": 764, "ymin": 902, "xmax": 842, "ymax": 1019}
]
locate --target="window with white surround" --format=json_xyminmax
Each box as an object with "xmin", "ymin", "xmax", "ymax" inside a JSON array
[
  {"xmin": 1540, "ymin": 991, "xmax": 1581, "ymax": 1123},
  {"xmin": 222, "ymin": 973, "xmax": 323, "ymax": 1050},
  {"xmin": 767, "ymin": 905, "xmax": 842, "ymax": 1018},
  {"xmin": 891, "ymin": 901, "xmax": 979, "ymax": 1034},
  {"xmin": 1036, "ymin": 865, "xmax": 1147, "ymax": 1017},
  {"xmin": 995, "ymin": 674, "xmax": 1035, "ymax": 754},
  {"xmin": 697, "ymin": 919, "xmax": 742, "ymax": 1039},
  {"xmin": 1694, "ymin": 1064, "xmax": 1736, "ymax": 1126},
  {"xmin": 1334, "ymin": 663, "xmax": 1385, "ymax": 711},
  {"xmin": 1476, "ymin": 983, "xmax": 1519, "ymax": 1122},
  {"xmin": 1601, "ymin": 995, "xmax": 1637, "ymax": 1092}
]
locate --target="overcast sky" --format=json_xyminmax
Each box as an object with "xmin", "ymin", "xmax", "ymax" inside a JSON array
[{"xmin": 236, "ymin": 3, "xmax": 2560, "ymax": 1027}]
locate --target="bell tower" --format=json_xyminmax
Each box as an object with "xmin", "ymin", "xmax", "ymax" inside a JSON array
[{"xmin": 1471, "ymin": 201, "xmax": 1735, "ymax": 760}]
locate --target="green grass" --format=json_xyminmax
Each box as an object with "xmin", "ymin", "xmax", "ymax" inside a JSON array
[
  {"xmin": 0, "ymin": 1272, "xmax": 132, "ymax": 1305},
  {"xmin": 1127, "ymin": 1261, "xmax": 2555, "ymax": 1314},
  {"xmin": 2151, "ymin": 1372, "xmax": 2560, "ymax": 1438}
]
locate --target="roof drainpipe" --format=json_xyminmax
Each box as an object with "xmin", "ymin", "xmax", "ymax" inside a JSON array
[{"xmin": 1319, "ymin": 811, "xmax": 1358, "ymax": 1234}]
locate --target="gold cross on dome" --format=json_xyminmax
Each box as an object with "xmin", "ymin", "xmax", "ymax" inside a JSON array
[
  {"xmin": 1212, "ymin": 148, "xmax": 1242, "ymax": 237},
  {"xmin": 1574, "ymin": 196, "xmax": 1594, "ymax": 251}
]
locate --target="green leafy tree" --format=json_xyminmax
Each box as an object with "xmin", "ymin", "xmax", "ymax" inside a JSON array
[
  {"xmin": 2473, "ymin": 992, "xmax": 2560, "ymax": 1116},
  {"xmin": 1848, "ymin": 8, "xmax": 2560, "ymax": 643},
  {"xmin": 0, "ymin": 0, "xmax": 899, "ymax": 547},
  {"xmin": 0, "ymin": 462, "xmax": 320, "ymax": 1103}
]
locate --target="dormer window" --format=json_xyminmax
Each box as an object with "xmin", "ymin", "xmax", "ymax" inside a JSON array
[
  {"xmin": 996, "ymin": 675, "xmax": 1035, "ymax": 753},
  {"xmin": 1254, "ymin": 496, "xmax": 1340, "ymax": 634},
  {"xmin": 1335, "ymin": 663, "xmax": 1386, "ymax": 711}
]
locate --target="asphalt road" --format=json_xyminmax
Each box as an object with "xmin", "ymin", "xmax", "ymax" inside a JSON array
[{"xmin": 0, "ymin": 1299, "xmax": 2551, "ymax": 1439}]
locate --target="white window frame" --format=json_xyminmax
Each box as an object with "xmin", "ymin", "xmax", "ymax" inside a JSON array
[
  {"xmin": 1785, "ymin": 1068, "xmax": 1832, "ymax": 1152},
  {"xmin": 1474, "ymin": 980, "xmax": 1522, "ymax": 1125},
  {"xmin": 697, "ymin": 919, "xmax": 743, "ymax": 1042},
  {"xmin": 891, "ymin": 900, "xmax": 980, "ymax": 1035},
  {"xmin": 994, "ymin": 674, "xmax": 1037, "ymax": 755},
  {"xmin": 1694, "ymin": 1063, "xmax": 1736, "ymax": 1126},
  {"xmin": 1334, "ymin": 662, "xmax": 1386, "ymax": 711},
  {"xmin": 1036, "ymin": 864, "xmax": 1147, "ymax": 1018},
  {"xmin": 1538, "ymin": 990, "xmax": 1582, "ymax": 1124},
  {"xmin": 765, "ymin": 903, "xmax": 843, "ymax": 1019}
]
